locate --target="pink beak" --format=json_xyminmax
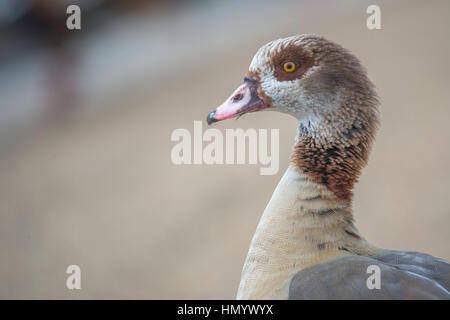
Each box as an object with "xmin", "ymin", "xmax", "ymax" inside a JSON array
[{"xmin": 207, "ymin": 77, "xmax": 266, "ymax": 125}]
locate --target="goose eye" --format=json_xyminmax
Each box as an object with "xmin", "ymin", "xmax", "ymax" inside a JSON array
[{"xmin": 283, "ymin": 61, "xmax": 296, "ymax": 72}]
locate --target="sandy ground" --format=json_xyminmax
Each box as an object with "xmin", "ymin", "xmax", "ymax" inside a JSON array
[{"xmin": 1, "ymin": 0, "xmax": 449, "ymax": 298}]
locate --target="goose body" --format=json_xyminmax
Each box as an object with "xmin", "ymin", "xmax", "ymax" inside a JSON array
[{"xmin": 207, "ymin": 35, "xmax": 450, "ymax": 299}]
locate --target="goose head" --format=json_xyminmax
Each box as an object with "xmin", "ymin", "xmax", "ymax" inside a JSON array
[{"xmin": 207, "ymin": 34, "xmax": 379, "ymax": 201}]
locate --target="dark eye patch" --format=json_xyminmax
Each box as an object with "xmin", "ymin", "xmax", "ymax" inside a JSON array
[{"xmin": 272, "ymin": 44, "xmax": 317, "ymax": 82}]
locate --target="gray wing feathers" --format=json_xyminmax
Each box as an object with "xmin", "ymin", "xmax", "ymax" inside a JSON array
[
  {"xmin": 288, "ymin": 250, "xmax": 450, "ymax": 299},
  {"xmin": 374, "ymin": 250, "xmax": 450, "ymax": 291}
]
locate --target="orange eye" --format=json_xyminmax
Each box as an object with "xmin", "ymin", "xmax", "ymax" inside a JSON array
[{"xmin": 283, "ymin": 61, "xmax": 296, "ymax": 72}]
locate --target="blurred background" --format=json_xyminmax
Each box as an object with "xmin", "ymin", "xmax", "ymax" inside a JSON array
[{"xmin": 0, "ymin": 0, "xmax": 449, "ymax": 299}]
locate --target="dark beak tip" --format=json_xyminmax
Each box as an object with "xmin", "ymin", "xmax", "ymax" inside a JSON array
[{"xmin": 207, "ymin": 111, "xmax": 218, "ymax": 125}]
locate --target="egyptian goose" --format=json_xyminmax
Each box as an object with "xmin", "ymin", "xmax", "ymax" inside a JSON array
[{"xmin": 207, "ymin": 35, "xmax": 450, "ymax": 299}]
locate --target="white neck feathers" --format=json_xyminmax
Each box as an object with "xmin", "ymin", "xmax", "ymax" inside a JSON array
[{"xmin": 236, "ymin": 165, "xmax": 377, "ymax": 299}]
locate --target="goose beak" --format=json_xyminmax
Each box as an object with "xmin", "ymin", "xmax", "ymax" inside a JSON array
[{"xmin": 207, "ymin": 77, "xmax": 266, "ymax": 125}]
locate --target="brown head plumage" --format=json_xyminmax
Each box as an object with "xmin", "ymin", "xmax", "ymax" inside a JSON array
[{"xmin": 208, "ymin": 34, "xmax": 379, "ymax": 201}]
